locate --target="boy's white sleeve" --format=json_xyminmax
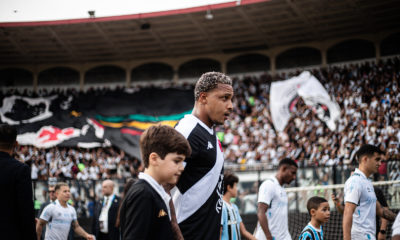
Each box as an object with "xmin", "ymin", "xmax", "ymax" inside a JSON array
[
  {"xmin": 40, "ymin": 204, "xmax": 53, "ymax": 222},
  {"xmin": 344, "ymin": 178, "xmax": 361, "ymax": 205},
  {"xmin": 258, "ymin": 180, "xmax": 274, "ymax": 206}
]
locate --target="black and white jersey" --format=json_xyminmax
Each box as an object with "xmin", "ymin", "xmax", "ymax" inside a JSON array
[{"xmin": 173, "ymin": 114, "xmax": 224, "ymax": 240}]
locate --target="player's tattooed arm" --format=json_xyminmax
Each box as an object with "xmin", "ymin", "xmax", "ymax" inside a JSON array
[
  {"xmin": 36, "ymin": 219, "xmax": 47, "ymax": 240},
  {"xmin": 377, "ymin": 201, "xmax": 396, "ymax": 221},
  {"xmin": 382, "ymin": 208, "xmax": 396, "ymax": 221},
  {"xmin": 72, "ymin": 220, "xmax": 94, "ymax": 240}
]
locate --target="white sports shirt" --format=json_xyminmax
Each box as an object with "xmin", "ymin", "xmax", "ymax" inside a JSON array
[
  {"xmin": 344, "ymin": 168, "xmax": 377, "ymax": 240},
  {"xmin": 392, "ymin": 212, "xmax": 400, "ymax": 237},
  {"xmin": 254, "ymin": 176, "xmax": 291, "ymax": 240},
  {"xmin": 40, "ymin": 200, "xmax": 77, "ymax": 240}
]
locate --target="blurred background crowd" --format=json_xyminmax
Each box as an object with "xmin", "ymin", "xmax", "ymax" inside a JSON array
[{"xmin": 8, "ymin": 57, "xmax": 399, "ymax": 183}]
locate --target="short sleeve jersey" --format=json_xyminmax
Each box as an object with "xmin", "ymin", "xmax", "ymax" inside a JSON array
[
  {"xmin": 254, "ymin": 177, "xmax": 291, "ymax": 240},
  {"xmin": 392, "ymin": 212, "xmax": 400, "ymax": 237},
  {"xmin": 298, "ymin": 223, "xmax": 323, "ymax": 240},
  {"xmin": 40, "ymin": 200, "xmax": 77, "ymax": 240},
  {"xmin": 173, "ymin": 114, "xmax": 224, "ymax": 240},
  {"xmin": 344, "ymin": 168, "xmax": 377, "ymax": 240},
  {"xmin": 221, "ymin": 201, "xmax": 242, "ymax": 240}
]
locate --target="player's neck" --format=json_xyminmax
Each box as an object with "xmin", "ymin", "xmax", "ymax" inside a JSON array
[
  {"xmin": 192, "ymin": 105, "xmax": 213, "ymax": 128},
  {"xmin": 358, "ymin": 166, "xmax": 372, "ymax": 178},
  {"xmin": 310, "ymin": 218, "xmax": 322, "ymax": 230},
  {"xmin": 58, "ymin": 199, "xmax": 68, "ymax": 207}
]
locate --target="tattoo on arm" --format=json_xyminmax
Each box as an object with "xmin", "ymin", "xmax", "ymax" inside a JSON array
[
  {"xmin": 382, "ymin": 208, "xmax": 396, "ymax": 221},
  {"xmin": 71, "ymin": 220, "xmax": 78, "ymax": 230}
]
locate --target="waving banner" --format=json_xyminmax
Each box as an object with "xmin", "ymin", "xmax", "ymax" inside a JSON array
[
  {"xmin": 0, "ymin": 87, "xmax": 194, "ymax": 159},
  {"xmin": 270, "ymin": 71, "xmax": 340, "ymax": 132}
]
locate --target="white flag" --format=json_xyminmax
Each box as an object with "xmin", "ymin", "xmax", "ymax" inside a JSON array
[{"xmin": 270, "ymin": 71, "xmax": 340, "ymax": 132}]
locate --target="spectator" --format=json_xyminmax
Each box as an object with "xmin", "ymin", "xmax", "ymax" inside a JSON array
[
  {"xmin": 92, "ymin": 180, "xmax": 121, "ymax": 240},
  {"xmin": 0, "ymin": 124, "xmax": 36, "ymax": 240},
  {"xmin": 3, "ymin": 57, "xmax": 400, "ymax": 189}
]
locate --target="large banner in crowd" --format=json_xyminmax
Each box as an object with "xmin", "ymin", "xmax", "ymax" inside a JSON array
[
  {"xmin": 270, "ymin": 71, "xmax": 340, "ymax": 132},
  {"xmin": 0, "ymin": 87, "xmax": 194, "ymax": 159}
]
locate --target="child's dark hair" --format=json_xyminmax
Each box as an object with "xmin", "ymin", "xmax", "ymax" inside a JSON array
[
  {"xmin": 307, "ymin": 196, "xmax": 328, "ymax": 215},
  {"xmin": 223, "ymin": 172, "xmax": 239, "ymax": 194},
  {"xmin": 140, "ymin": 124, "xmax": 192, "ymax": 168}
]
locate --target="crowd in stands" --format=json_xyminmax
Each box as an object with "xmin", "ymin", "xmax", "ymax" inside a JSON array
[
  {"xmin": 14, "ymin": 146, "xmax": 142, "ymax": 182},
  {"xmin": 4, "ymin": 57, "xmax": 400, "ymax": 183},
  {"xmin": 221, "ymin": 57, "xmax": 400, "ymax": 173}
]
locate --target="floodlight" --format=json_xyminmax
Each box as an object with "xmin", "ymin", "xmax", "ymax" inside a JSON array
[
  {"xmin": 88, "ymin": 10, "xmax": 95, "ymax": 18},
  {"xmin": 205, "ymin": 9, "xmax": 213, "ymax": 20}
]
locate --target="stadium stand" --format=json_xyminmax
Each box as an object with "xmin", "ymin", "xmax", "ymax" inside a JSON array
[
  {"xmin": 1, "ymin": 0, "xmax": 400, "ymax": 238},
  {"xmin": 5, "ymin": 56, "xmax": 399, "ymax": 178},
  {"xmin": 3, "ymin": 57, "xmax": 397, "ymax": 240}
]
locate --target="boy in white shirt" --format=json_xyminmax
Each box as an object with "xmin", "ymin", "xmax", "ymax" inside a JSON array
[{"xmin": 120, "ymin": 125, "xmax": 191, "ymax": 240}]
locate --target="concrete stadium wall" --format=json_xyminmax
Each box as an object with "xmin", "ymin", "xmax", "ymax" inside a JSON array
[{"xmin": 0, "ymin": 31, "xmax": 399, "ymax": 91}]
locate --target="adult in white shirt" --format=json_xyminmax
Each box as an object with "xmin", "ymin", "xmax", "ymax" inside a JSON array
[
  {"xmin": 343, "ymin": 144, "xmax": 396, "ymax": 240},
  {"xmin": 255, "ymin": 158, "xmax": 298, "ymax": 240},
  {"xmin": 77, "ymin": 167, "xmax": 89, "ymax": 181},
  {"xmin": 31, "ymin": 160, "xmax": 39, "ymax": 180},
  {"xmin": 36, "ymin": 182, "xmax": 94, "ymax": 240}
]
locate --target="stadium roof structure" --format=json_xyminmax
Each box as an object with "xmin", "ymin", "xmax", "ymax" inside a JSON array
[{"xmin": 0, "ymin": 0, "xmax": 399, "ymax": 65}]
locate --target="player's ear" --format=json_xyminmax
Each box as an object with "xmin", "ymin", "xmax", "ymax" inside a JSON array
[
  {"xmin": 360, "ymin": 155, "xmax": 368, "ymax": 164},
  {"xmin": 198, "ymin": 92, "xmax": 208, "ymax": 104}
]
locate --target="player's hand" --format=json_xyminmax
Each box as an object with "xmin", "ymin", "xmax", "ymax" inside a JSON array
[
  {"xmin": 331, "ymin": 193, "xmax": 339, "ymax": 204},
  {"xmin": 266, "ymin": 234, "xmax": 273, "ymax": 240},
  {"xmin": 86, "ymin": 234, "xmax": 95, "ymax": 240}
]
